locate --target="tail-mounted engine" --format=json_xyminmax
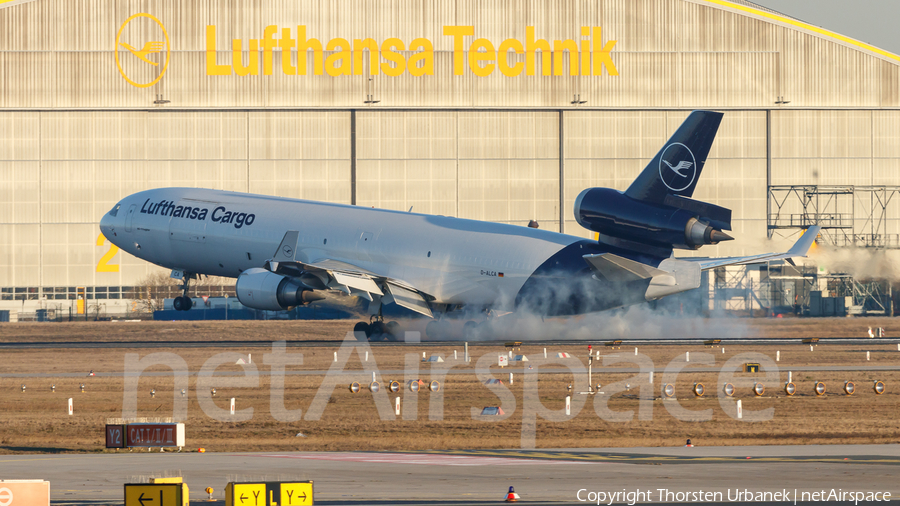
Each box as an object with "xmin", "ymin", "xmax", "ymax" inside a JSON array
[
  {"xmin": 574, "ymin": 187, "xmax": 733, "ymax": 250},
  {"xmin": 235, "ymin": 267, "xmax": 324, "ymax": 310}
]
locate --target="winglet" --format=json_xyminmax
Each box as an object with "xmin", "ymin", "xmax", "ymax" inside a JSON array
[{"xmin": 787, "ymin": 226, "xmax": 820, "ymax": 257}]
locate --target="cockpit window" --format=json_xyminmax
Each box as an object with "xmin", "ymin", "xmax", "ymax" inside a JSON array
[{"xmin": 109, "ymin": 203, "xmax": 121, "ymax": 217}]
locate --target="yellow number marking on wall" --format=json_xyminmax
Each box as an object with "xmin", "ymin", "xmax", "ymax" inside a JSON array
[{"xmin": 96, "ymin": 233, "xmax": 120, "ymax": 272}]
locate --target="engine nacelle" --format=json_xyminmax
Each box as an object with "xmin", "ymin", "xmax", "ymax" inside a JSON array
[
  {"xmin": 574, "ymin": 188, "xmax": 732, "ymax": 250},
  {"xmin": 235, "ymin": 267, "xmax": 323, "ymax": 310}
]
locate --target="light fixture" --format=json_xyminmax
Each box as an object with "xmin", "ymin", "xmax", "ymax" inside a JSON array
[
  {"xmin": 693, "ymin": 383, "xmax": 705, "ymax": 397},
  {"xmin": 723, "ymin": 383, "xmax": 735, "ymax": 397},
  {"xmin": 784, "ymin": 382, "xmax": 796, "ymax": 396},
  {"xmin": 843, "ymin": 381, "xmax": 855, "ymax": 395},
  {"xmin": 815, "ymin": 381, "xmax": 826, "ymax": 396},
  {"xmin": 663, "ymin": 383, "xmax": 675, "ymax": 398},
  {"xmin": 874, "ymin": 380, "xmax": 886, "ymax": 394}
]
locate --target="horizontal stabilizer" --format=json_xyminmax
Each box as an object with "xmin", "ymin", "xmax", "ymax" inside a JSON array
[
  {"xmin": 583, "ymin": 253, "xmax": 668, "ymax": 284},
  {"xmin": 690, "ymin": 226, "xmax": 821, "ymax": 271}
]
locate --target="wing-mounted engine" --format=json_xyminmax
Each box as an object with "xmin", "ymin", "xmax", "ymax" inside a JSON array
[
  {"xmin": 236, "ymin": 230, "xmax": 436, "ymax": 317},
  {"xmin": 235, "ymin": 267, "xmax": 324, "ymax": 311},
  {"xmin": 574, "ymin": 187, "xmax": 733, "ymax": 251}
]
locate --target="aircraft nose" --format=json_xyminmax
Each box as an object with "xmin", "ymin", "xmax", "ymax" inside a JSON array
[{"xmin": 99, "ymin": 210, "xmax": 118, "ymax": 241}]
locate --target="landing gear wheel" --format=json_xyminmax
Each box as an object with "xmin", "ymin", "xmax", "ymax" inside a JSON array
[
  {"xmin": 385, "ymin": 321, "xmax": 400, "ymax": 342},
  {"xmin": 368, "ymin": 321, "xmax": 387, "ymax": 342},
  {"xmin": 353, "ymin": 322, "xmax": 370, "ymax": 342},
  {"xmin": 173, "ymin": 296, "xmax": 192, "ymax": 311},
  {"xmin": 426, "ymin": 320, "xmax": 453, "ymax": 340}
]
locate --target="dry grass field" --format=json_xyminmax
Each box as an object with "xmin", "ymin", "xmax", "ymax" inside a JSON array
[{"xmin": 1, "ymin": 317, "xmax": 899, "ymax": 454}]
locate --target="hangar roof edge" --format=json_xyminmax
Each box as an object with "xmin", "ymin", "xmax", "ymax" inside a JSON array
[{"xmin": 694, "ymin": 0, "xmax": 900, "ymax": 64}]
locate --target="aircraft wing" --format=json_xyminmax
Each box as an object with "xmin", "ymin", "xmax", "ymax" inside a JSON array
[
  {"xmin": 266, "ymin": 231, "xmax": 434, "ymax": 317},
  {"xmin": 684, "ymin": 226, "xmax": 820, "ymax": 271}
]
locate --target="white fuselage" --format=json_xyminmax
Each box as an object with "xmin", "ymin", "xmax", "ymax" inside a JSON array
[{"xmin": 100, "ymin": 188, "xmax": 587, "ymax": 310}]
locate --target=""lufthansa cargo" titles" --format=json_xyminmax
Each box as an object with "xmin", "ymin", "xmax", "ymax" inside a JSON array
[
  {"xmin": 140, "ymin": 199, "xmax": 256, "ymax": 229},
  {"xmin": 206, "ymin": 25, "xmax": 618, "ymax": 77}
]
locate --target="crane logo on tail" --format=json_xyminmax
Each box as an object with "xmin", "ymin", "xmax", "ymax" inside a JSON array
[
  {"xmin": 658, "ymin": 142, "xmax": 697, "ymax": 192},
  {"xmin": 663, "ymin": 160, "xmax": 693, "ymax": 177}
]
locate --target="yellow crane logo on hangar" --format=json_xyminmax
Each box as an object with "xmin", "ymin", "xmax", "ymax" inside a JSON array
[{"xmin": 115, "ymin": 13, "xmax": 170, "ymax": 88}]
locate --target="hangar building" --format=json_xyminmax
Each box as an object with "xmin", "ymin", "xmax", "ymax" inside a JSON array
[{"xmin": 0, "ymin": 0, "xmax": 897, "ymax": 315}]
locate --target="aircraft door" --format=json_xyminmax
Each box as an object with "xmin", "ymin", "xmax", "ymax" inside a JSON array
[
  {"xmin": 167, "ymin": 199, "xmax": 213, "ymax": 274},
  {"xmin": 124, "ymin": 204, "xmax": 136, "ymax": 232}
]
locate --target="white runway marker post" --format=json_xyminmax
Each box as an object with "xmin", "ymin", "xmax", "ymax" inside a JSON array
[
  {"xmin": 67, "ymin": 398, "xmax": 73, "ymax": 416},
  {"xmin": 867, "ymin": 351, "xmax": 871, "ymax": 361},
  {"xmin": 635, "ymin": 347, "xmax": 638, "ymax": 356},
  {"xmin": 686, "ymin": 352, "xmax": 690, "ymax": 362},
  {"xmin": 395, "ymin": 397, "xmax": 400, "ymax": 416},
  {"xmin": 565, "ymin": 396, "xmax": 571, "ymax": 416},
  {"xmin": 509, "ymin": 373, "xmax": 513, "ymax": 385},
  {"xmin": 365, "ymin": 351, "xmax": 369, "ymax": 362},
  {"xmin": 776, "ymin": 350, "xmax": 780, "ymax": 361},
  {"xmin": 788, "ymin": 371, "xmax": 792, "ymax": 383},
  {"xmin": 737, "ymin": 399, "xmax": 743, "ymax": 419},
  {"xmin": 230, "ymin": 398, "xmax": 235, "ymax": 416},
  {"xmin": 544, "ymin": 348, "xmax": 547, "ymax": 359},
  {"xmin": 454, "ymin": 350, "xmax": 458, "ymax": 360},
  {"xmin": 649, "ymin": 371, "xmax": 654, "ymax": 384},
  {"xmin": 334, "ymin": 351, "xmax": 337, "ymax": 362}
]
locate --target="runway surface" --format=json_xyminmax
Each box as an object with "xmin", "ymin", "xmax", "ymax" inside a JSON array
[
  {"xmin": 1, "ymin": 337, "xmax": 899, "ymax": 349},
  {"xmin": 1, "ymin": 445, "xmax": 897, "ymax": 505}
]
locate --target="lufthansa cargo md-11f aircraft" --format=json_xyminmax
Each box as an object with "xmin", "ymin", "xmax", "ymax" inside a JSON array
[{"xmin": 99, "ymin": 111, "xmax": 818, "ymax": 340}]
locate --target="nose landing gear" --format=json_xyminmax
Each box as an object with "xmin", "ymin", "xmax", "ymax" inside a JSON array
[{"xmin": 172, "ymin": 271, "xmax": 196, "ymax": 311}]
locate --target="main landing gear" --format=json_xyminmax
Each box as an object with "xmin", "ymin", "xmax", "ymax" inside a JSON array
[
  {"xmin": 354, "ymin": 316, "xmax": 400, "ymax": 342},
  {"xmin": 172, "ymin": 272, "xmax": 195, "ymax": 311}
]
